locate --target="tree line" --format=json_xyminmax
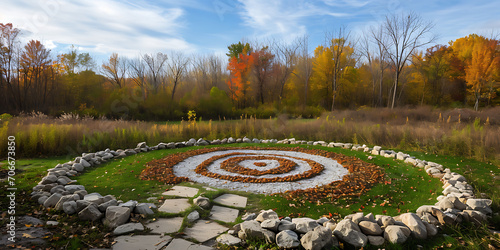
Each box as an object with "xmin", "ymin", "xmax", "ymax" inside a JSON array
[{"xmin": 1, "ymin": 12, "xmax": 499, "ymax": 120}]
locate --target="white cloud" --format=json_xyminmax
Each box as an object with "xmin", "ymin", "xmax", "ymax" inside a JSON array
[
  {"xmin": 237, "ymin": 0, "xmax": 349, "ymax": 42},
  {"xmin": 0, "ymin": 0, "xmax": 195, "ymax": 60}
]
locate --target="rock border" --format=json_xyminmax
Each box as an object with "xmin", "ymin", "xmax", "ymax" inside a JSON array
[{"xmin": 30, "ymin": 137, "xmax": 493, "ymax": 248}]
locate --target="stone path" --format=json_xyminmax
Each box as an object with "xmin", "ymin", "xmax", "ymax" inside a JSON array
[{"xmin": 109, "ymin": 185, "xmax": 247, "ymax": 249}]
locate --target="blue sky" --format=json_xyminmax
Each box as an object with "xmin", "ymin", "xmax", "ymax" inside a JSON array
[{"xmin": 1, "ymin": 0, "xmax": 499, "ymax": 63}]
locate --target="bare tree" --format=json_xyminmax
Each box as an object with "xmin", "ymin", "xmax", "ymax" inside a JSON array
[
  {"xmin": 327, "ymin": 26, "xmax": 356, "ymax": 111},
  {"xmin": 272, "ymin": 38, "xmax": 300, "ymax": 102},
  {"xmin": 207, "ymin": 54, "xmax": 223, "ymax": 88},
  {"xmin": 128, "ymin": 57, "xmax": 147, "ymax": 97},
  {"xmin": 291, "ymin": 35, "xmax": 313, "ymax": 107},
  {"xmin": 376, "ymin": 12, "xmax": 435, "ymax": 109},
  {"xmin": 101, "ymin": 53, "xmax": 128, "ymax": 88},
  {"xmin": 143, "ymin": 52, "xmax": 168, "ymax": 93},
  {"xmin": 360, "ymin": 25, "xmax": 389, "ymax": 107},
  {"xmin": 168, "ymin": 51, "xmax": 190, "ymax": 100}
]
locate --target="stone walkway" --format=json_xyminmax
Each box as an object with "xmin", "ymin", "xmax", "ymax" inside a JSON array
[{"xmin": 109, "ymin": 185, "xmax": 247, "ymax": 250}]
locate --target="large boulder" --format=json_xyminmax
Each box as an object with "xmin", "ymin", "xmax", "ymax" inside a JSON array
[
  {"xmin": 301, "ymin": 226, "xmax": 337, "ymax": 250},
  {"xmin": 384, "ymin": 225, "xmax": 411, "ymax": 244},
  {"xmin": 399, "ymin": 213, "xmax": 427, "ymax": 239},
  {"xmin": 103, "ymin": 206, "xmax": 131, "ymax": 228},
  {"xmin": 276, "ymin": 230, "xmax": 300, "ymax": 249},
  {"xmin": 333, "ymin": 219, "xmax": 367, "ymax": 248},
  {"xmin": 292, "ymin": 218, "xmax": 320, "ymax": 234}
]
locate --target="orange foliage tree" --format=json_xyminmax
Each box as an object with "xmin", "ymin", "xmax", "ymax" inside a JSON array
[{"xmin": 226, "ymin": 42, "xmax": 254, "ymax": 108}]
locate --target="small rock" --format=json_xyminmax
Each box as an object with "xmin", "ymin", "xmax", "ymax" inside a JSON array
[
  {"xmin": 278, "ymin": 220, "xmax": 296, "ymax": 231},
  {"xmin": 78, "ymin": 204, "xmax": 103, "ymax": 221},
  {"xmin": 193, "ymin": 196, "xmax": 211, "ymax": 209},
  {"xmin": 103, "ymin": 206, "xmax": 131, "ymax": 228},
  {"xmin": 292, "ymin": 218, "xmax": 320, "ymax": 234},
  {"xmin": 367, "ymin": 235, "xmax": 385, "ymax": 246},
  {"xmin": 399, "ymin": 213, "xmax": 427, "ymax": 239},
  {"xmin": 242, "ymin": 212, "xmax": 256, "ymax": 221},
  {"xmin": 187, "ymin": 211, "xmax": 200, "ymax": 223},
  {"xmin": 384, "ymin": 225, "xmax": 411, "ymax": 244}
]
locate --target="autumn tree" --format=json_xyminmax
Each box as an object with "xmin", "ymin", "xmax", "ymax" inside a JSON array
[
  {"xmin": 101, "ymin": 53, "xmax": 128, "ymax": 88},
  {"xmin": 252, "ymin": 46, "xmax": 275, "ymax": 104},
  {"xmin": 361, "ymin": 25, "xmax": 389, "ymax": 107},
  {"xmin": 376, "ymin": 12, "xmax": 435, "ymax": 108},
  {"xmin": 60, "ymin": 45, "xmax": 94, "ymax": 74},
  {"xmin": 226, "ymin": 42, "xmax": 254, "ymax": 108},
  {"xmin": 19, "ymin": 40, "xmax": 54, "ymax": 110},
  {"xmin": 272, "ymin": 38, "xmax": 300, "ymax": 102}
]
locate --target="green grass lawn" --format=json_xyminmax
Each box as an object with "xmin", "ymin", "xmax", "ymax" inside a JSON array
[{"xmin": 1, "ymin": 143, "xmax": 498, "ymax": 249}]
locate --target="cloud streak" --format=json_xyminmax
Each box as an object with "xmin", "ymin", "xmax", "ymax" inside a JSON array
[{"xmin": 1, "ymin": 0, "xmax": 194, "ymax": 58}]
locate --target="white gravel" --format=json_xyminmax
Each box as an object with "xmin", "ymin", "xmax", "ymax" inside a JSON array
[{"xmin": 173, "ymin": 149, "xmax": 349, "ymax": 194}]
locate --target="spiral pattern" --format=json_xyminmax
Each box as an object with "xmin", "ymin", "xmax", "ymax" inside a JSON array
[{"xmin": 172, "ymin": 149, "xmax": 349, "ymax": 193}]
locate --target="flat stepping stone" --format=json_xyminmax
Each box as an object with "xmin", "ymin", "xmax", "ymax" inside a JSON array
[
  {"xmin": 112, "ymin": 235, "xmax": 172, "ymax": 249},
  {"xmin": 213, "ymin": 194, "xmax": 247, "ymax": 208},
  {"xmin": 184, "ymin": 220, "xmax": 228, "ymax": 242},
  {"xmin": 147, "ymin": 217, "xmax": 184, "ymax": 234},
  {"xmin": 209, "ymin": 205, "xmax": 239, "ymax": 223},
  {"xmin": 158, "ymin": 198, "xmax": 191, "ymax": 213},
  {"xmin": 162, "ymin": 186, "xmax": 199, "ymax": 198},
  {"xmin": 164, "ymin": 238, "xmax": 214, "ymax": 250}
]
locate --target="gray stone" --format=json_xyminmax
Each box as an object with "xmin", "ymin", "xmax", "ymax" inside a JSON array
[
  {"xmin": 63, "ymin": 201, "xmax": 77, "ymax": 215},
  {"xmin": 72, "ymin": 163, "xmax": 84, "ymax": 172},
  {"xmin": 55, "ymin": 194, "xmax": 78, "ymax": 210},
  {"xmin": 239, "ymin": 220, "xmax": 275, "ymax": 243},
  {"xmin": 43, "ymin": 193, "xmax": 62, "ymax": 208},
  {"xmin": 261, "ymin": 219, "xmax": 280, "ymax": 232},
  {"xmin": 38, "ymin": 196, "xmax": 48, "ymax": 205},
  {"xmin": 137, "ymin": 142, "xmax": 147, "ymax": 148},
  {"xmin": 119, "ymin": 200, "xmax": 138, "ymax": 211},
  {"xmin": 358, "ymin": 221, "xmax": 383, "ymax": 235},
  {"xmin": 84, "ymin": 193, "xmax": 104, "ymax": 205},
  {"xmin": 187, "ymin": 211, "xmax": 200, "ymax": 223},
  {"xmin": 367, "ymin": 235, "xmax": 385, "ymax": 246},
  {"xmin": 98, "ymin": 199, "xmax": 119, "ymax": 212},
  {"xmin": 113, "ymin": 223, "xmax": 144, "ymax": 235},
  {"xmin": 278, "ymin": 220, "xmax": 296, "ymax": 231},
  {"xmin": 375, "ymin": 215, "xmax": 395, "ymax": 227},
  {"xmin": 423, "ymin": 221, "xmax": 438, "ymax": 237},
  {"xmin": 399, "ymin": 213, "xmax": 427, "ymax": 239},
  {"xmin": 256, "ymin": 209, "xmax": 279, "ymax": 222},
  {"xmin": 78, "ymin": 204, "xmax": 103, "ymax": 221},
  {"xmin": 40, "ymin": 175, "xmax": 57, "ymax": 185},
  {"xmin": 276, "ymin": 230, "xmax": 300, "ymax": 249},
  {"xmin": 242, "ymin": 137, "xmax": 252, "ymax": 143},
  {"xmin": 421, "ymin": 213, "xmax": 439, "ymax": 225},
  {"xmin": 193, "ymin": 196, "xmax": 211, "ymax": 209},
  {"xmin": 104, "ymin": 206, "xmax": 131, "ymax": 228},
  {"xmin": 216, "ymin": 234, "xmax": 242, "ymax": 247},
  {"xmin": 134, "ymin": 203, "xmax": 155, "ymax": 215},
  {"xmin": 46, "ymin": 221, "xmax": 59, "ymax": 226},
  {"xmin": 242, "ymin": 212, "xmax": 256, "ymax": 221},
  {"xmin": 316, "ymin": 217, "xmax": 329, "ymax": 225},
  {"xmin": 292, "ymin": 217, "xmax": 320, "ymax": 234},
  {"xmin": 333, "ymin": 219, "xmax": 367, "ymax": 248},
  {"xmin": 64, "ymin": 185, "xmax": 85, "ymax": 194},
  {"xmin": 76, "ymin": 200, "xmax": 91, "ymax": 212},
  {"xmin": 416, "ymin": 205, "xmax": 436, "ymax": 216},
  {"xmin": 301, "ymin": 226, "xmax": 337, "ymax": 250},
  {"xmin": 384, "ymin": 225, "xmax": 411, "ymax": 244},
  {"xmin": 466, "ymin": 199, "xmax": 493, "ymax": 215}
]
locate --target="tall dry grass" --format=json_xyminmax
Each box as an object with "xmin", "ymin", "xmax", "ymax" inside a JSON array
[{"xmin": 1, "ymin": 107, "xmax": 499, "ymax": 163}]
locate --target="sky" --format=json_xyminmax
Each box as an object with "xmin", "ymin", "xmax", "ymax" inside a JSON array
[{"xmin": 1, "ymin": 0, "xmax": 499, "ymax": 63}]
